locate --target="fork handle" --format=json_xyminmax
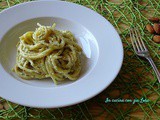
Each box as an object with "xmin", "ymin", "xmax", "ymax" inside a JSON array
[{"xmin": 147, "ymin": 57, "xmax": 160, "ymax": 83}]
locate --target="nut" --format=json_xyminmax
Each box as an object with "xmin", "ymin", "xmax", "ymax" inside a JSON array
[
  {"xmin": 153, "ymin": 23, "xmax": 160, "ymax": 34},
  {"xmin": 146, "ymin": 24, "xmax": 155, "ymax": 34},
  {"xmin": 153, "ymin": 35, "xmax": 160, "ymax": 43},
  {"xmin": 148, "ymin": 17, "xmax": 159, "ymax": 22}
]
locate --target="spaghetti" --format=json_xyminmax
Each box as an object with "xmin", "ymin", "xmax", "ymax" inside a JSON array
[{"xmin": 13, "ymin": 23, "xmax": 82, "ymax": 84}]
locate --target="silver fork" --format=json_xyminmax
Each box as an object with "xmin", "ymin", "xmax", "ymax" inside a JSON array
[{"xmin": 129, "ymin": 27, "xmax": 160, "ymax": 83}]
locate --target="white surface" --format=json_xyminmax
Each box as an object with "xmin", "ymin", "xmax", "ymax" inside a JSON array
[
  {"xmin": 0, "ymin": 1, "xmax": 123, "ymax": 108},
  {"xmin": 1, "ymin": 17, "xmax": 98, "ymax": 87}
]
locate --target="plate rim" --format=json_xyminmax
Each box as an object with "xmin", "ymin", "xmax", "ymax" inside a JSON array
[{"xmin": 0, "ymin": 0, "xmax": 124, "ymax": 108}]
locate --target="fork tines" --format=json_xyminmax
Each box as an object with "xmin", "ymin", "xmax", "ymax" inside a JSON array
[{"xmin": 129, "ymin": 27, "xmax": 148, "ymax": 53}]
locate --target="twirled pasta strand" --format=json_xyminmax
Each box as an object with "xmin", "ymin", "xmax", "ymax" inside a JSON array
[{"xmin": 13, "ymin": 23, "xmax": 82, "ymax": 84}]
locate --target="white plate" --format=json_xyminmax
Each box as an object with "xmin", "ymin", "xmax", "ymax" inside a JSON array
[{"xmin": 0, "ymin": 1, "xmax": 123, "ymax": 108}]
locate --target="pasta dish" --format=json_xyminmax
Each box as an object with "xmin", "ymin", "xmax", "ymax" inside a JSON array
[{"xmin": 13, "ymin": 23, "xmax": 82, "ymax": 84}]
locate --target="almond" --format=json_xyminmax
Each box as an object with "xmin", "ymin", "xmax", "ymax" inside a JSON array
[
  {"xmin": 153, "ymin": 35, "xmax": 160, "ymax": 43},
  {"xmin": 148, "ymin": 17, "xmax": 159, "ymax": 22},
  {"xmin": 153, "ymin": 23, "xmax": 160, "ymax": 34},
  {"xmin": 146, "ymin": 24, "xmax": 155, "ymax": 34}
]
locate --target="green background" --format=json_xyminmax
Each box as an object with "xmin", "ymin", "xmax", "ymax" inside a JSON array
[{"xmin": 0, "ymin": 0, "xmax": 160, "ymax": 119}]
